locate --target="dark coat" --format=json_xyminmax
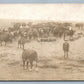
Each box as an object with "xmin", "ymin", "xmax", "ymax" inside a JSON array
[
  {"xmin": 0, "ymin": 32, "xmax": 12, "ymax": 43},
  {"xmin": 63, "ymin": 42, "xmax": 69, "ymax": 51}
]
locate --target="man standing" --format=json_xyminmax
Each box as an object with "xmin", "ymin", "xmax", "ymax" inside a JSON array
[{"xmin": 63, "ymin": 40, "xmax": 69, "ymax": 59}]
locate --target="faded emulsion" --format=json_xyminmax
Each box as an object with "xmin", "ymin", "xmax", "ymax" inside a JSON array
[{"xmin": 0, "ymin": 4, "xmax": 84, "ymax": 80}]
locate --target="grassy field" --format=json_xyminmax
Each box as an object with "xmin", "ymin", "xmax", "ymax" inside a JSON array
[{"xmin": 0, "ymin": 37, "xmax": 84, "ymax": 80}]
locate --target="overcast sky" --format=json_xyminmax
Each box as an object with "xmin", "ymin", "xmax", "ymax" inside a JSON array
[{"xmin": 0, "ymin": 4, "xmax": 84, "ymax": 22}]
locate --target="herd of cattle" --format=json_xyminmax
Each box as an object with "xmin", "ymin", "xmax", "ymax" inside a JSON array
[
  {"xmin": 0, "ymin": 29, "xmax": 38, "ymax": 71},
  {"xmin": 0, "ymin": 27, "xmax": 80, "ymax": 71}
]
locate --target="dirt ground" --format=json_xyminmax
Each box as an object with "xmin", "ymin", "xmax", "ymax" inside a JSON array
[{"xmin": 0, "ymin": 37, "xmax": 84, "ymax": 80}]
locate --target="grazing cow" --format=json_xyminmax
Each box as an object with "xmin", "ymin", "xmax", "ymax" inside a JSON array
[
  {"xmin": 22, "ymin": 49, "xmax": 38, "ymax": 70},
  {"xmin": 0, "ymin": 32, "xmax": 13, "ymax": 46}
]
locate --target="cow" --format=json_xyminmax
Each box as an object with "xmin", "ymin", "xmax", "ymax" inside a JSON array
[
  {"xmin": 0, "ymin": 31, "xmax": 13, "ymax": 46},
  {"xmin": 18, "ymin": 36, "xmax": 29, "ymax": 49},
  {"xmin": 22, "ymin": 49, "xmax": 38, "ymax": 71}
]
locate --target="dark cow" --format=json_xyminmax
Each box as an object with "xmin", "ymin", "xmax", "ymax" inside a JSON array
[
  {"xmin": 18, "ymin": 37, "xmax": 29, "ymax": 49},
  {"xmin": 22, "ymin": 49, "xmax": 38, "ymax": 70},
  {"xmin": 0, "ymin": 32, "xmax": 13, "ymax": 46}
]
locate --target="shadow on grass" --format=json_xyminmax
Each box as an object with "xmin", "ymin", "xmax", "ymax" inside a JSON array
[{"xmin": 39, "ymin": 64, "xmax": 58, "ymax": 69}]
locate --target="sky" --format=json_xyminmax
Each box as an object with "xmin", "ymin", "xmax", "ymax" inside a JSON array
[{"xmin": 0, "ymin": 4, "xmax": 84, "ymax": 22}]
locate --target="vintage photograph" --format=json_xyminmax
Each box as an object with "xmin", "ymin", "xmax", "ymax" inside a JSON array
[{"xmin": 0, "ymin": 4, "xmax": 84, "ymax": 80}]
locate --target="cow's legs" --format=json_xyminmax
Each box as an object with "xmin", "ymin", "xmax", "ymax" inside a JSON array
[
  {"xmin": 22, "ymin": 44, "xmax": 24, "ymax": 49},
  {"xmin": 34, "ymin": 58, "xmax": 39, "ymax": 72},
  {"xmin": 30, "ymin": 61, "xmax": 33, "ymax": 69},
  {"xmin": 5, "ymin": 42, "xmax": 6, "ymax": 46},
  {"xmin": 18, "ymin": 43, "xmax": 19, "ymax": 48},
  {"xmin": 0, "ymin": 42, "xmax": 2, "ymax": 46},
  {"xmin": 27, "ymin": 61, "xmax": 29, "ymax": 70},
  {"xmin": 35, "ymin": 58, "xmax": 38, "ymax": 68},
  {"xmin": 23, "ymin": 60, "xmax": 25, "ymax": 69},
  {"xmin": 20, "ymin": 44, "xmax": 21, "ymax": 48},
  {"xmin": 36, "ymin": 60, "xmax": 38, "ymax": 68}
]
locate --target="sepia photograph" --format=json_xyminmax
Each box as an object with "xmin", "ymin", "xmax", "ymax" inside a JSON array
[{"xmin": 0, "ymin": 4, "xmax": 84, "ymax": 80}]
